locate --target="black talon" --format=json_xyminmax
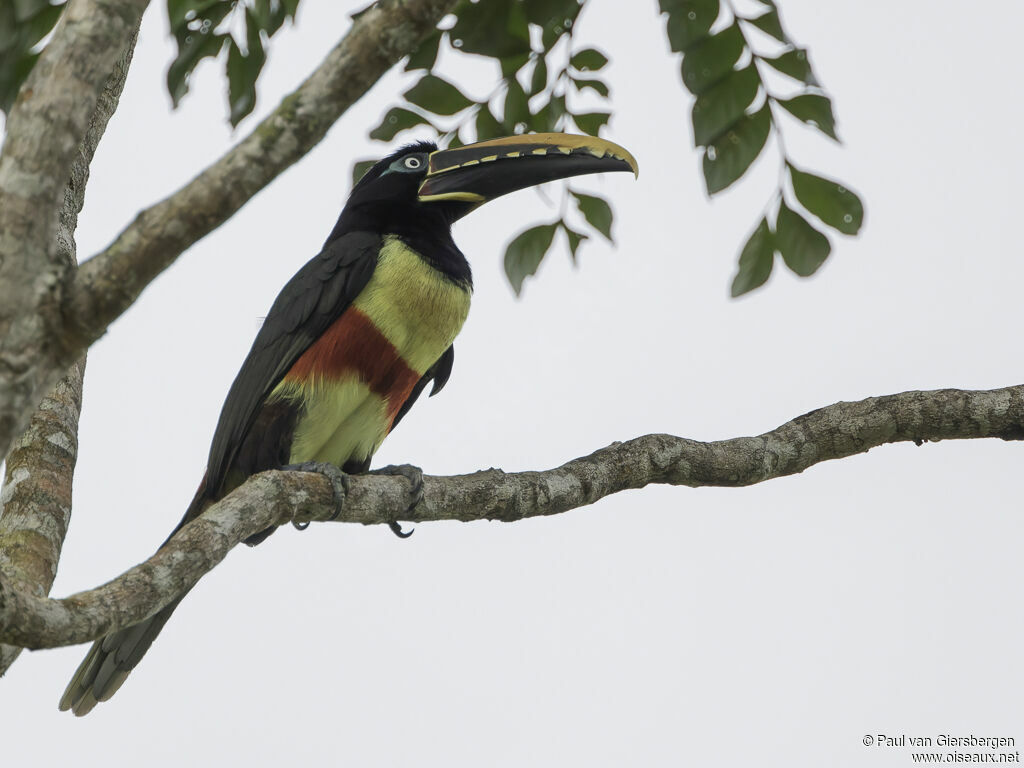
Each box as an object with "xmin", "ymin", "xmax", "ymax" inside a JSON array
[
  {"xmin": 283, "ymin": 461, "xmax": 350, "ymax": 529},
  {"xmin": 389, "ymin": 520, "xmax": 414, "ymax": 539},
  {"xmin": 369, "ymin": 463, "xmax": 424, "ymax": 539}
]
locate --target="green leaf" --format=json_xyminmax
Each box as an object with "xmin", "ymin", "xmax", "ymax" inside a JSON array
[
  {"xmin": 167, "ymin": 30, "xmax": 227, "ymax": 107},
  {"xmin": 529, "ymin": 94, "xmax": 565, "ymax": 132},
  {"xmin": 573, "ymin": 111, "xmax": 610, "ymax": 136},
  {"xmin": 246, "ymin": 13, "xmax": 268, "ymax": 64},
  {"xmin": 731, "ymin": 217, "xmax": 775, "ymax": 296},
  {"xmin": 168, "ymin": 0, "xmax": 224, "ymax": 33},
  {"xmin": 776, "ymin": 200, "xmax": 831, "ymax": 276},
  {"xmin": 560, "ymin": 220, "xmax": 589, "ymax": 262},
  {"xmin": 369, "ymin": 106, "xmax": 432, "ymax": 142},
  {"xmin": 571, "ymin": 76, "xmax": 610, "ymax": 98},
  {"xmin": 251, "ymin": 0, "xmax": 286, "ymax": 35},
  {"xmin": 449, "ymin": 0, "xmax": 531, "ymax": 60},
  {"xmin": 226, "ymin": 40, "xmax": 254, "ymax": 127},
  {"xmin": 680, "ymin": 22, "xmax": 744, "ymax": 95},
  {"xmin": 571, "ymin": 190, "xmax": 613, "ymax": 241},
  {"xmin": 789, "ymin": 166, "xmax": 864, "ymax": 235},
  {"xmin": 777, "ymin": 93, "xmax": 838, "ymax": 140},
  {"xmin": 664, "ymin": 0, "xmax": 719, "ymax": 52},
  {"xmin": 252, "ymin": 0, "xmax": 270, "ymax": 25},
  {"xmin": 225, "ymin": 10, "xmax": 267, "ymax": 127},
  {"xmin": 500, "ymin": 52, "xmax": 530, "ymax": 78},
  {"xmin": 691, "ymin": 64, "xmax": 760, "ymax": 146},
  {"xmin": 763, "ymin": 48, "xmax": 819, "ymax": 86},
  {"xmin": 12, "ymin": 0, "xmax": 52, "ymax": 22},
  {"xmin": 530, "ymin": 0, "xmax": 582, "ymax": 49},
  {"xmin": 523, "ymin": 0, "xmax": 580, "ymax": 26},
  {"xmin": 504, "ymin": 223, "xmax": 559, "ymax": 295},
  {"xmin": 404, "ymin": 73, "xmax": 474, "ymax": 115},
  {"xmin": 351, "ymin": 159, "xmax": 375, "ymax": 187},
  {"xmin": 0, "ymin": 51, "xmax": 37, "ymax": 113},
  {"xmin": 503, "ymin": 76, "xmax": 530, "ymax": 126},
  {"xmin": 570, "ymin": 47, "xmax": 608, "ymax": 72},
  {"xmin": 0, "ymin": 1, "xmax": 18, "ymax": 52},
  {"xmin": 475, "ymin": 104, "xmax": 505, "ymax": 141},
  {"xmin": 529, "ymin": 55, "xmax": 547, "ymax": 95},
  {"xmin": 405, "ymin": 27, "xmax": 440, "ymax": 71},
  {"xmin": 167, "ymin": 0, "xmax": 192, "ymax": 30},
  {"xmin": 746, "ymin": 9, "xmax": 787, "ymax": 42},
  {"xmin": 282, "ymin": 0, "xmax": 300, "ymax": 18},
  {"xmin": 21, "ymin": 2, "xmax": 65, "ymax": 49},
  {"xmin": 252, "ymin": 0, "xmax": 270, "ymax": 26},
  {"xmin": 702, "ymin": 104, "xmax": 771, "ymax": 194}
]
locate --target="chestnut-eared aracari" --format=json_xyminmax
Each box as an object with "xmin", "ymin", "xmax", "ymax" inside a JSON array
[{"xmin": 59, "ymin": 132, "xmax": 637, "ymax": 715}]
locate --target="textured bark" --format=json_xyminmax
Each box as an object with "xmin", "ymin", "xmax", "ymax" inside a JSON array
[
  {"xmin": 0, "ymin": 26, "xmax": 139, "ymax": 675},
  {"xmin": 64, "ymin": 0, "xmax": 458, "ymax": 353},
  {"xmin": 0, "ymin": 0, "xmax": 149, "ymax": 464},
  {"xmin": 0, "ymin": 359, "xmax": 86, "ymax": 669},
  {"xmin": 2, "ymin": 385, "xmax": 1021, "ymax": 650}
]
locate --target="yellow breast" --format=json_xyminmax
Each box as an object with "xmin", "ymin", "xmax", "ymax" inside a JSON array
[{"xmin": 353, "ymin": 235, "xmax": 472, "ymax": 373}]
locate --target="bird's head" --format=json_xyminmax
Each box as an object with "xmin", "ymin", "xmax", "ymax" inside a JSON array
[{"xmin": 342, "ymin": 133, "xmax": 638, "ymax": 228}]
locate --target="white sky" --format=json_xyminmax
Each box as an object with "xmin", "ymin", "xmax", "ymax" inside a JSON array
[{"xmin": 3, "ymin": 1, "xmax": 1023, "ymax": 765}]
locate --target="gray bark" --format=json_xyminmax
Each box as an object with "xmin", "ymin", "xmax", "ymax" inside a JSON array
[
  {"xmin": 0, "ymin": 26, "xmax": 139, "ymax": 675},
  {"xmin": 0, "ymin": 0, "xmax": 149, "ymax": 464},
  {"xmin": 0, "ymin": 358, "xmax": 86, "ymax": 671},
  {"xmin": 2, "ymin": 385, "xmax": 1021, "ymax": 650}
]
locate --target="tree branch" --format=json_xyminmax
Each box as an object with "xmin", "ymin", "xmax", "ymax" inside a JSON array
[
  {"xmin": 0, "ymin": 0, "xmax": 149, "ymax": 462},
  {"xmin": 3, "ymin": 385, "xmax": 1021, "ymax": 650},
  {"xmin": 0, "ymin": 358, "xmax": 86, "ymax": 671},
  {"xmin": 64, "ymin": 0, "xmax": 457, "ymax": 352},
  {"xmin": 0, "ymin": 23, "xmax": 140, "ymax": 675}
]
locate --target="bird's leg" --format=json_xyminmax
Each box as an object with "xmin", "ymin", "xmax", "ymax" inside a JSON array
[
  {"xmin": 283, "ymin": 461, "xmax": 351, "ymax": 530},
  {"xmin": 368, "ymin": 463, "xmax": 424, "ymax": 539}
]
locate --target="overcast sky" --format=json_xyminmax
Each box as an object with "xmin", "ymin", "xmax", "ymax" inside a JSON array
[{"xmin": 3, "ymin": 1, "xmax": 1022, "ymax": 766}]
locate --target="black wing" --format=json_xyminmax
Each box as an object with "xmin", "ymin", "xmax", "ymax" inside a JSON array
[
  {"xmin": 389, "ymin": 344, "xmax": 455, "ymax": 433},
  {"xmin": 205, "ymin": 230, "xmax": 381, "ymax": 495}
]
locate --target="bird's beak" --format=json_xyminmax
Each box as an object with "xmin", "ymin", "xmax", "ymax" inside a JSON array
[{"xmin": 417, "ymin": 133, "xmax": 638, "ymax": 218}]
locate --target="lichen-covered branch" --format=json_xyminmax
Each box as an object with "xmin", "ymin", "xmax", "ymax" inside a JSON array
[
  {"xmin": 0, "ymin": 23, "xmax": 139, "ymax": 676},
  {"xmin": 2, "ymin": 385, "xmax": 1021, "ymax": 650},
  {"xmin": 0, "ymin": 0, "xmax": 149, "ymax": 462},
  {"xmin": 64, "ymin": 0, "xmax": 457, "ymax": 352},
  {"xmin": 0, "ymin": 358, "xmax": 86, "ymax": 671}
]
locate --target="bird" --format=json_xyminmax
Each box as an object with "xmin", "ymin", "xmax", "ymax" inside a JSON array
[{"xmin": 58, "ymin": 132, "xmax": 638, "ymax": 715}]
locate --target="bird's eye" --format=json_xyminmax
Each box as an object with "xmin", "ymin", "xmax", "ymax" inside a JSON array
[{"xmin": 404, "ymin": 156, "xmax": 423, "ymax": 170}]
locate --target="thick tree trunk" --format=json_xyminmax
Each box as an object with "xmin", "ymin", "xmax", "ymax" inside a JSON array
[{"xmin": 0, "ymin": 24, "xmax": 140, "ymax": 675}]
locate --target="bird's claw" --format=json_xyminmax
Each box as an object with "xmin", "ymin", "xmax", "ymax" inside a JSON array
[
  {"xmin": 283, "ymin": 461, "xmax": 351, "ymax": 530},
  {"xmin": 388, "ymin": 520, "xmax": 415, "ymax": 539},
  {"xmin": 369, "ymin": 463, "xmax": 424, "ymax": 539}
]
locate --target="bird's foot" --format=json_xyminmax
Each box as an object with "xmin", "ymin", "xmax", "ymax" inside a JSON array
[
  {"xmin": 283, "ymin": 461, "xmax": 351, "ymax": 530},
  {"xmin": 368, "ymin": 463, "xmax": 424, "ymax": 539}
]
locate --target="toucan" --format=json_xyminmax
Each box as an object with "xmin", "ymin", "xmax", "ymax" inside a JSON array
[{"xmin": 58, "ymin": 132, "xmax": 638, "ymax": 715}]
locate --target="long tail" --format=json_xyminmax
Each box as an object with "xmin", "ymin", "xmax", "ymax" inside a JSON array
[
  {"xmin": 59, "ymin": 479, "xmax": 211, "ymax": 716},
  {"xmin": 57, "ymin": 595, "xmax": 187, "ymax": 716}
]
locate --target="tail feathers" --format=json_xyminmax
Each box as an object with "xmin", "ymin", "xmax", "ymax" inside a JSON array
[
  {"xmin": 59, "ymin": 476, "xmax": 212, "ymax": 715},
  {"xmin": 58, "ymin": 596, "xmax": 186, "ymax": 716}
]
